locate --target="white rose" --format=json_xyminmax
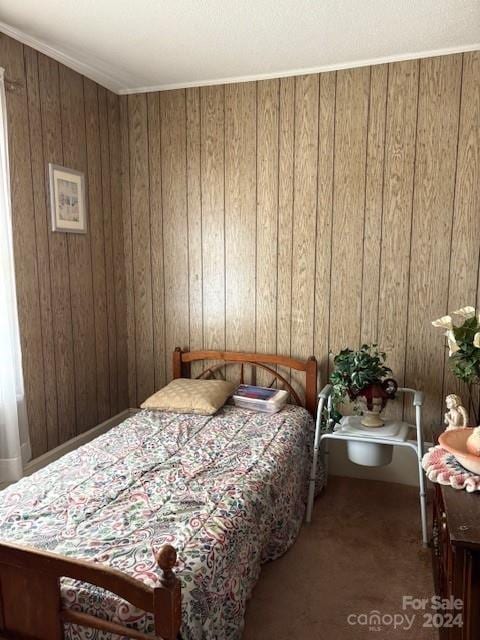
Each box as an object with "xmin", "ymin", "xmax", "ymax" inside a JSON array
[
  {"xmin": 432, "ymin": 315, "xmax": 453, "ymax": 330},
  {"xmin": 452, "ymin": 306, "xmax": 476, "ymax": 319},
  {"xmin": 446, "ymin": 330, "xmax": 461, "ymax": 356}
]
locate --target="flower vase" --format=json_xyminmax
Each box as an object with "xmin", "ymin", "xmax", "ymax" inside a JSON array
[{"xmin": 357, "ymin": 379, "xmax": 398, "ymax": 428}]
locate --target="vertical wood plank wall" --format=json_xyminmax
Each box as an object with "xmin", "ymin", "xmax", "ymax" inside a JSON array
[
  {"xmin": 123, "ymin": 51, "xmax": 480, "ymax": 434},
  {"xmin": 0, "ymin": 33, "xmax": 128, "ymax": 458},
  {"xmin": 2, "ymin": 29, "xmax": 480, "ymax": 456}
]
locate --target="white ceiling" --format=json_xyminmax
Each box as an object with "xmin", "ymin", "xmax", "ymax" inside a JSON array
[{"xmin": 0, "ymin": 0, "xmax": 479, "ymax": 94}]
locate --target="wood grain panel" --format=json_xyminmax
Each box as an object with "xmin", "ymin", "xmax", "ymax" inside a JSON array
[
  {"xmin": 276, "ymin": 77, "xmax": 295, "ymax": 381},
  {"xmin": 147, "ymin": 92, "xmax": 166, "ymax": 390},
  {"xmin": 443, "ymin": 53, "xmax": 480, "ymax": 406},
  {"xmin": 38, "ymin": 53, "xmax": 76, "ymax": 447},
  {"xmin": 186, "ymin": 88, "xmax": 203, "ymax": 378},
  {"xmin": 314, "ymin": 71, "xmax": 336, "ymax": 386},
  {"xmin": 291, "ymin": 74, "xmax": 319, "ymax": 398},
  {"xmin": 256, "ymin": 80, "xmax": 279, "ymax": 385},
  {"xmin": 98, "ymin": 86, "xmax": 119, "ymax": 414},
  {"xmin": 128, "ymin": 93, "xmax": 154, "ymax": 403},
  {"xmin": 406, "ymin": 55, "xmax": 462, "ymax": 429},
  {"xmin": 160, "ymin": 90, "xmax": 189, "ymax": 381},
  {"xmin": 83, "ymin": 78, "xmax": 110, "ymax": 422},
  {"xmin": 107, "ymin": 91, "xmax": 128, "ymax": 410},
  {"xmin": 23, "ymin": 46, "xmax": 56, "ymax": 456},
  {"xmin": 200, "ymin": 85, "xmax": 225, "ymax": 351},
  {"xmin": 119, "ymin": 53, "xmax": 479, "ymax": 426},
  {"xmin": 377, "ymin": 61, "xmax": 419, "ymax": 391},
  {"xmin": 1, "ymin": 36, "xmax": 47, "ymax": 456},
  {"xmin": 120, "ymin": 94, "xmax": 137, "ymax": 407},
  {"xmin": 3, "ymin": 34, "xmax": 126, "ymax": 457},
  {"xmin": 225, "ymin": 82, "xmax": 257, "ymax": 353},
  {"xmin": 329, "ymin": 68, "xmax": 370, "ymax": 356},
  {"xmin": 59, "ymin": 65, "xmax": 98, "ymax": 434},
  {"xmin": 6, "ymin": 32, "xmax": 480, "ymax": 455},
  {"xmin": 361, "ymin": 64, "xmax": 388, "ymax": 345}
]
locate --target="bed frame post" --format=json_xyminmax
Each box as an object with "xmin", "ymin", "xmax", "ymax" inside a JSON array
[
  {"xmin": 173, "ymin": 348, "xmax": 191, "ymax": 380},
  {"xmin": 173, "ymin": 348, "xmax": 182, "ymax": 379},
  {"xmin": 154, "ymin": 545, "xmax": 182, "ymax": 640},
  {"xmin": 305, "ymin": 356, "xmax": 318, "ymax": 417},
  {"xmin": 0, "ymin": 541, "xmax": 182, "ymax": 640}
]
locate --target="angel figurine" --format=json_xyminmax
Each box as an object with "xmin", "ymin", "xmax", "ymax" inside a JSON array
[{"xmin": 444, "ymin": 394, "xmax": 469, "ymax": 430}]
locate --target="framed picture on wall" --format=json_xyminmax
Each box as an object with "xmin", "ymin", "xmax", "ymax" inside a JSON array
[{"xmin": 48, "ymin": 163, "xmax": 87, "ymax": 233}]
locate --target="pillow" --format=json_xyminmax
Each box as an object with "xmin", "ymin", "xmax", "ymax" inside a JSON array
[{"xmin": 140, "ymin": 378, "xmax": 236, "ymax": 415}]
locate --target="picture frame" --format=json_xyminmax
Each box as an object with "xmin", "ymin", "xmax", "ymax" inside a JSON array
[{"xmin": 48, "ymin": 163, "xmax": 87, "ymax": 234}]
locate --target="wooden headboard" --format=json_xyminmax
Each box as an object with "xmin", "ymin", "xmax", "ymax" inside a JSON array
[{"xmin": 172, "ymin": 348, "xmax": 317, "ymax": 416}]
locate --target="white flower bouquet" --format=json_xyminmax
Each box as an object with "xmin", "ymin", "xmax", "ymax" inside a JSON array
[{"xmin": 432, "ymin": 306, "xmax": 480, "ymax": 424}]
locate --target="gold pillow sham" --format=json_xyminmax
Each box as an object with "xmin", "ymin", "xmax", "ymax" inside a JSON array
[{"xmin": 140, "ymin": 378, "xmax": 236, "ymax": 415}]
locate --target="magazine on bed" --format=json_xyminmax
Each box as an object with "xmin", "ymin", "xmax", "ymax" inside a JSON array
[{"xmin": 232, "ymin": 384, "xmax": 288, "ymax": 413}]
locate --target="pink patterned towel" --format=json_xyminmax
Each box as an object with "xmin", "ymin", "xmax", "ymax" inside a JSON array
[{"xmin": 422, "ymin": 445, "xmax": 480, "ymax": 492}]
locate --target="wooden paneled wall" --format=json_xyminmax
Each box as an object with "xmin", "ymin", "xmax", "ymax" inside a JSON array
[
  {"xmin": 122, "ymin": 52, "xmax": 480, "ymax": 432},
  {"xmin": 2, "ymin": 30, "xmax": 479, "ymax": 455},
  {"xmin": 0, "ymin": 33, "xmax": 128, "ymax": 458}
]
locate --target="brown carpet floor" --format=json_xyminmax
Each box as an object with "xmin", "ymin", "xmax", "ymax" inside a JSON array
[{"xmin": 243, "ymin": 476, "xmax": 436, "ymax": 640}]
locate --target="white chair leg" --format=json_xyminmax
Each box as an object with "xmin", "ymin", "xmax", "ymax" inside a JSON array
[
  {"xmin": 418, "ymin": 456, "xmax": 428, "ymax": 546},
  {"xmin": 306, "ymin": 396, "xmax": 327, "ymax": 523},
  {"xmin": 306, "ymin": 463, "xmax": 317, "ymax": 523},
  {"xmin": 414, "ymin": 400, "xmax": 428, "ymax": 546}
]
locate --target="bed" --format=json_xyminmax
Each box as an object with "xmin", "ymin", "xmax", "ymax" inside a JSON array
[{"xmin": 0, "ymin": 349, "xmax": 319, "ymax": 640}]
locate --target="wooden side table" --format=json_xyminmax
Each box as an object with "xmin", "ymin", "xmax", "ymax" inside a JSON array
[
  {"xmin": 306, "ymin": 385, "xmax": 428, "ymax": 546},
  {"xmin": 432, "ymin": 483, "xmax": 480, "ymax": 638}
]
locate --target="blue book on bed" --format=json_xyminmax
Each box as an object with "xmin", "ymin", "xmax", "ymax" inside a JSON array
[{"xmin": 232, "ymin": 384, "xmax": 288, "ymax": 413}]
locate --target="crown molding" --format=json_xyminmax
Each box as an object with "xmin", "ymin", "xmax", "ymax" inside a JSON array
[
  {"xmin": 0, "ymin": 21, "xmax": 125, "ymax": 93},
  {"xmin": 118, "ymin": 43, "xmax": 480, "ymax": 94},
  {"xmin": 1, "ymin": 19, "xmax": 478, "ymax": 96}
]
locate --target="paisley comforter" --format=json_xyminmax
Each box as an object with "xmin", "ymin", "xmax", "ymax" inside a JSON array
[{"xmin": 0, "ymin": 404, "xmax": 319, "ymax": 640}]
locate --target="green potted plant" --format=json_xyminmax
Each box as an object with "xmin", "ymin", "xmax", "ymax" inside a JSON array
[{"xmin": 329, "ymin": 344, "xmax": 397, "ymax": 427}]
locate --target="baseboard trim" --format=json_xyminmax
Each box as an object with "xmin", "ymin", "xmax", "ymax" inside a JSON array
[{"xmin": 23, "ymin": 408, "xmax": 139, "ymax": 477}]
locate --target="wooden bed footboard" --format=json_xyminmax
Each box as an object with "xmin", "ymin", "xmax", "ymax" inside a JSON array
[{"xmin": 0, "ymin": 541, "xmax": 181, "ymax": 640}]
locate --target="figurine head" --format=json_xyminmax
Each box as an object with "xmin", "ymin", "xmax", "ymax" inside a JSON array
[{"xmin": 446, "ymin": 394, "xmax": 462, "ymax": 410}]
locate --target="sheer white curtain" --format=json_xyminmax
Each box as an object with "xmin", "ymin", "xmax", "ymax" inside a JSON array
[{"xmin": 0, "ymin": 68, "xmax": 31, "ymax": 482}]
